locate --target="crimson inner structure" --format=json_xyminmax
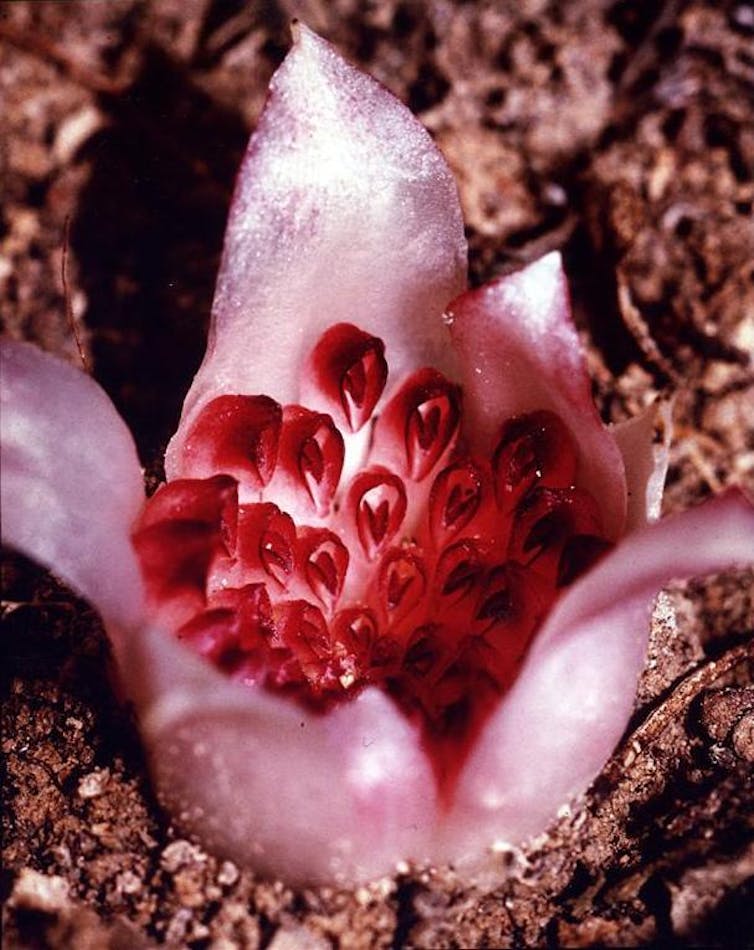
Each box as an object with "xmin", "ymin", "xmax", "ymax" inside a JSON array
[{"xmin": 133, "ymin": 324, "xmax": 611, "ymax": 798}]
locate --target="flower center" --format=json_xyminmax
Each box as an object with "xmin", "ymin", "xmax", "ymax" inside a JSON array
[{"xmin": 133, "ymin": 324, "xmax": 611, "ymax": 799}]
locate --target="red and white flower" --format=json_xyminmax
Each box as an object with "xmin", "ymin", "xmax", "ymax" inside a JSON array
[{"xmin": 2, "ymin": 26, "xmax": 752, "ymax": 885}]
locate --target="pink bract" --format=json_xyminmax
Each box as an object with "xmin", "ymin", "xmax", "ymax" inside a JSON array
[{"xmin": 1, "ymin": 26, "xmax": 753, "ymax": 885}]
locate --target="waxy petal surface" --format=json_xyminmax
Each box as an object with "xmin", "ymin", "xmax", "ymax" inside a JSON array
[
  {"xmin": 0, "ymin": 342, "xmax": 146, "ymax": 631},
  {"xmin": 120, "ymin": 624, "xmax": 436, "ymax": 885},
  {"xmin": 447, "ymin": 253, "xmax": 627, "ymax": 538},
  {"xmin": 167, "ymin": 26, "xmax": 466, "ymax": 476},
  {"xmin": 446, "ymin": 490, "xmax": 754, "ymax": 868}
]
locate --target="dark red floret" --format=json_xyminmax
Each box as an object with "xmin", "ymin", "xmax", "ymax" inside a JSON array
[
  {"xmin": 305, "ymin": 322, "xmax": 388, "ymax": 432},
  {"xmin": 179, "ymin": 395, "xmax": 282, "ymax": 491}
]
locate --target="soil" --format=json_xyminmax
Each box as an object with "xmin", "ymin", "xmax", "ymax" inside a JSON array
[{"xmin": 1, "ymin": 1, "xmax": 753, "ymax": 947}]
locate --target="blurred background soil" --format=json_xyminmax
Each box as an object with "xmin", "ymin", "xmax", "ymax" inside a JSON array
[{"xmin": 1, "ymin": 1, "xmax": 753, "ymax": 947}]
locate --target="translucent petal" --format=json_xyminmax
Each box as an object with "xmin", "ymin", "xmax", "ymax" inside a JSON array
[
  {"xmin": 0, "ymin": 341, "xmax": 145, "ymax": 631},
  {"xmin": 447, "ymin": 253, "xmax": 627, "ymax": 538},
  {"xmin": 445, "ymin": 490, "xmax": 754, "ymax": 870},
  {"xmin": 612, "ymin": 397, "xmax": 673, "ymax": 528},
  {"xmin": 167, "ymin": 25, "xmax": 466, "ymax": 475},
  {"xmin": 123, "ymin": 625, "xmax": 436, "ymax": 885}
]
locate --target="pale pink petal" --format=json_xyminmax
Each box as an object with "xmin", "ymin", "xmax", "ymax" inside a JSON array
[
  {"xmin": 167, "ymin": 25, "xmax": 466, "ymax": 478},
  {"xmin": 120, "ymin": 624, "xmax": 436, "ymax": 885},
  {"xmin": 447, "ymin": 253, "xmax": 627, "ymax": 538},
  {"xmin": 445, "ymin": 490, "xmax": 754, "ymax": 870},
  {"xmin": 0, "ymin": 341, "xmax": 145, "ymax": 631},
  {"xmin": 612, "ymin": 397, "xmax": 673, "ymax": 529}
]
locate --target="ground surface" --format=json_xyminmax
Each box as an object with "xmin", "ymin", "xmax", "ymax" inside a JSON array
[{"xmin": 1, "ymin": 1, "xmax": 753, "ymax": 947}]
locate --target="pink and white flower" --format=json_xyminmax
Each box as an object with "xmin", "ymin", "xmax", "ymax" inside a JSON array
[{"xmin": 2, "ymin": 26, "xmax": 752, "ymax": 885}]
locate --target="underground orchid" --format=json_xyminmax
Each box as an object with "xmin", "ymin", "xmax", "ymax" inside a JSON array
[{"xmin": 2, "ymin": 27, "xmax": 753, "ymax": 886}]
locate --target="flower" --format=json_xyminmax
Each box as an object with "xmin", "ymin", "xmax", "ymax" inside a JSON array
[{"xmin": 1, "ymin": 26, "xmax": 752, "ymax": 886}]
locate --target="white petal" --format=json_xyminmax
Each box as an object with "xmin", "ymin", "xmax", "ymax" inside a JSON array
[
  {"xmin": 447, "ymin": 252, "xmax": 627, "ymax": 538},
  {"xmin": 445, "ymin": 490, "xmax": 754, "ymax": 868},
  {"xmin": 121, "ymin": 624, "xmax": 436, "ymax": 885},
  {"xmin": 167, "ymin": 25, "xmax": 466, "ymax": 477},
  {"xmin": 612, "ymin": 397, "xmax": 673, "ymax": 528},
  {"xmin": 1, "ymin": 341, "xmax": 145, "ymax": 631}
]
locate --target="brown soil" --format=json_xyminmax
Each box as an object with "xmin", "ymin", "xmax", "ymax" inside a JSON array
[{"xmin": 1, "ymin": 2, "xmax": 753, "ymax": 947}]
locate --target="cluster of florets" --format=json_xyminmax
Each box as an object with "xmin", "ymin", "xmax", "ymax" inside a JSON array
[{"xmin": 133, "ymin": 323, "xmax": 610, "ymax": 790}]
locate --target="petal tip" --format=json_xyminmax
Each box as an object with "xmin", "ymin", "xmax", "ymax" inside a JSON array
[
  {"xmin": 172, "ymin": 24, "xmax": 467, "ymax": 448},
  {"xmin": 494, "ymin": 250, "xmax": 568, "ymax": 323}
]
